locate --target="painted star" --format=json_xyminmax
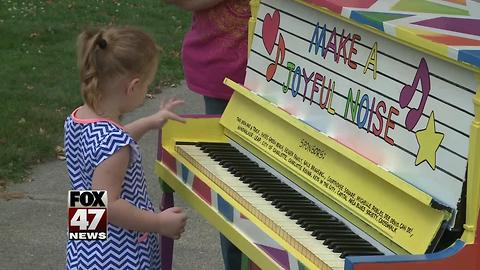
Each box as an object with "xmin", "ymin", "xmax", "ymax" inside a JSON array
[{"xmin": 415, "ymin": 112, "xmax": 444, "ymax": 170}]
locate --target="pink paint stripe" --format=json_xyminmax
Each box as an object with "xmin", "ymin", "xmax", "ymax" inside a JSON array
[
  {"xmin": 192, "ymin": 176, "xmax": 212, "ymax": 205},
  {"xmin": 70, "ymin": 107, "xmax": 125, "ymax": 129},
  {"xmin": 249, "ymin": 260, "xmax": 261, "ymax": 270},
  {"xmin": 162, "ymin": 148, "xmax": 177, "ymax": 173}
]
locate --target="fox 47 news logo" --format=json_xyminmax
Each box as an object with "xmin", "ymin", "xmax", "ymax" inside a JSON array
[{"xmin": 68, "ymin": 190, "xmax": 108, "ymax": 240}]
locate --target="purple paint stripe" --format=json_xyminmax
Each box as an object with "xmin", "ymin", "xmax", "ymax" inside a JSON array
[
  {"xmin": 414, "ymin": 17, "xmax": 480, "ymax": 36},
  {"xmin": 257, "ymin": 244, "xmax": 290, "ymax": 270},
  {"xmin": 157, "ymin": 129, "xmax": 163, "ymax": 160},
  {"xmin": 160, "ymin": 193, "xmax": 175, "ymax": 270}
]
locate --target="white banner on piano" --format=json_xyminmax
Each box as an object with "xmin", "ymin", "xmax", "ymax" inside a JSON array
[{"xmin": 245, "ymin": 0, "xmax": 477, "ymax": 210}]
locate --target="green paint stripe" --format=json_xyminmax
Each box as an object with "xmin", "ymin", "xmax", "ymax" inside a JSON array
[
  {"xmin": 392, "ymin": 0, "xmax": 468, "ymax": 15},
  {"xmin": 241, "ymin": 253, "xmax": 249, "ymax": 270},
  {"xmin": 356, "ymin": 11, "xmax": 413, "ymax": 24}
]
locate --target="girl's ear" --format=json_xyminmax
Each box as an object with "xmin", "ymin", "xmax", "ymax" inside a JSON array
[{"xmin": 126, "ymin": 78, "xmax": 141, "ymax": 96}]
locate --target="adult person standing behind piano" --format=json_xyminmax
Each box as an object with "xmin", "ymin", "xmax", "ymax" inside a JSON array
[{"xmin": 165, "ymin": 0, "xmax": 250, "ymax": 269}]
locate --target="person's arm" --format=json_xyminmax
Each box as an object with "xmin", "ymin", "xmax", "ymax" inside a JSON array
[
  {"xmin": 124, "ymin": 98, "xmax": 185, "ymax": 142},
  {"xmin": 92, "ymin": 146, "xmax": 187, "ymax": 238},
  {"xmin": 165, "ymin": 0, "xmax": 224, "ymax": 11}
]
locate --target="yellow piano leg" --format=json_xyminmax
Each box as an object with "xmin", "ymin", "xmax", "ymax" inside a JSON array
[{"xmin": 464, "ymin": 73, "xmax": 480, "ymax": 244}]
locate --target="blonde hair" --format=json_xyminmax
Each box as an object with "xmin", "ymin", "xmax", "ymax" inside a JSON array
[{"xmin": 77, "ymin": 26, "xmax": 159, "ymax": 110}]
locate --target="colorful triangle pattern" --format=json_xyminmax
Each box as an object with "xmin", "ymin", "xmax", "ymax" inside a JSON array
[{"xmin": 299, "ymin": 0, "xmax": 480, "ymax": 68}]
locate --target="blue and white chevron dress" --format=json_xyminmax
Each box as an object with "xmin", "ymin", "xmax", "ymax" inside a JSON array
[{"xmin": 64, "ymin": 113, "xmax": 161, "ymax": 270}]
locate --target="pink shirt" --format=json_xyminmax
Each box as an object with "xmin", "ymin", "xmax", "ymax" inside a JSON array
[{"xmin": 182, "ymin": 0, "xmax": 250, "ymax": 100}]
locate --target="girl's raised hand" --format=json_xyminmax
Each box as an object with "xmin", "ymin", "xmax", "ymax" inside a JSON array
[{"xmin": 149, "ymin": 97, "xmax": 186, "ymax": 128}]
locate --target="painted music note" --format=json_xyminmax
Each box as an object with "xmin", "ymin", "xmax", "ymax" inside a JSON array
[
  {"xmin": 262, "ymin": 10, "xmax": 285, "ymax": 81},
  {"xmin": 399, "ymin": 57, "xmax": 431, "ymax": 131}
]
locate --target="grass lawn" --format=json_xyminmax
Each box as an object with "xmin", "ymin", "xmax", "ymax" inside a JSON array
[{"xmin": 0, "ymin": 1, "xmax": 191, "ymax": 182}]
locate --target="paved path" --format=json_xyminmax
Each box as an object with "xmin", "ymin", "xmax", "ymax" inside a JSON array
[{"xmin": 0, "ymin": 82, "xmax": 223, "ymax": 269}]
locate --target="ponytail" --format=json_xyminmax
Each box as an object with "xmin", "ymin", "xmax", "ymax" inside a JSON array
[{"xmin": 76, "ymin": 27, "xmax": 159, "ymax": 111}]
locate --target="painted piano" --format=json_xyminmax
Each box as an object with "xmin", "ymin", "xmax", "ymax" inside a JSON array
[{"xmin": 155, "ymin": 0, "xmax": 480, "ymax": 269}]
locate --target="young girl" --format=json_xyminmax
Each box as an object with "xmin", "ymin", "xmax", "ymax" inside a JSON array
[{"xmin": 65, "ymin": 26, "xmax": 187, "ymax": 269}]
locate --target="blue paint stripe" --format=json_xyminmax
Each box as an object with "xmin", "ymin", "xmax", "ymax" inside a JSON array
[
  {"xmin": 181, "ymin": 164, "xmax": 189, "ymax": 183},
  {"xmin": 458, "ymin": 50, "xmax": 480, "ymax": 69},
  {"xmin": 344, "ymin": 240, "xmax": 465, "ymax": 270},
  {"xmin": 350, "ymin": 11, "xmax": 384, "ymax": 31},
  {"xmin": 217, "ymin": 195, "xmax": 234, "ymax": 222}
]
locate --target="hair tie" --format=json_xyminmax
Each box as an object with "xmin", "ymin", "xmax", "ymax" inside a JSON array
[{"xmin": 97, "ymin": 38, "xmax": 107, "ymax": 49}]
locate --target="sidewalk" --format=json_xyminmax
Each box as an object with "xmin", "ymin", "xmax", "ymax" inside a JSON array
[{"xmin": 0, "ymin": 82, "xmax": 223, "ymax": 269}]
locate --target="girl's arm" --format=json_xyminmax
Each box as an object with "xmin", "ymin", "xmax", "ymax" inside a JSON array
[
  {"xmin": 123, "ymin": 116, "xmax": 156, "ymax": 142},
  {"xmin": 92, "ymin": 146, "xmax": 187, "ymax": 238},
  {"xmin": 124, "ymin": 98, "xmax": 185, "ymax": 141},
  {"xmin": 165, "ymin": 0, "xmax": 224, "ymax": 11}
]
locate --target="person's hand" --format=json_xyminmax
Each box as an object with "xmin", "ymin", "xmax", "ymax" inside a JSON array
[
  {"xmin": 157, "ymin": 207, "xmax": 187, "ymax": 239},
  {"xmin": 148, "ymin": 98, "xmax": 185, "ymax": 128}
]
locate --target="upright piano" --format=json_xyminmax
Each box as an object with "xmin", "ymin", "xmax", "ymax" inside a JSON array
[{"xmin": 155, "ymin": 0, "xmax": 480, "ymax": 269}]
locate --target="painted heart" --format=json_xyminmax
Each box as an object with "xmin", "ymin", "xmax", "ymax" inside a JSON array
[{"xmin": 262, "ymin": 10, "xmax": 280, "ymax": 55}]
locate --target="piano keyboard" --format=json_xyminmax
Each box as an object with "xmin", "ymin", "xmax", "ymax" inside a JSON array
[{"xmin": 176, "ymin": 142, "xmax": 384, "ymax": 270}]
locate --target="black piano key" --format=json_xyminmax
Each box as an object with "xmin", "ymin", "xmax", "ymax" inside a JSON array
[
  {"xmin": 290, "ymin": 211, "xmax": 332, "ymax": 220},
  {"xmin": 274, "ymin": 199, "xmax": 315, "ymax": 206},
  {"xmin": 340, "ymin": 250, "xmax": 383, "ymax": 258},
  {"xmin": 301, "ymin": 220, "xmax": 345, "ymax": 230},
  {"xmin": 228, "ymin": 167, "xmax": 268, "ymax": 174},
  {"xmin": 212, "ymin": 155, "xmax": 251, "ymax": 162},
  {"xmin": 240, "ymin": 175, "xmax": 277, "ymax": 181},
  {"xmin": 196, "ymin": 142, "xmax": 230, "ymax": 146},
  {"xmin": 289, "ymin": 209, "xmax": 329, "ymax": 217},
  {"xmin": 255, "ymin": 187, "xmax": 290, "ymax": 194},
  {"xmin": 250, "ymin": 183, "xmax": 289, "ymax": 190},
  {"xmin": 317, "ymin": 233, "xmax": 361, "ymax": 240},
  {"xmin": 223, "ymin": 160, "xmax": 261, "ymax": 167},
  {"xmin": 206, "ymin": 149, "xmax": 242, "ymax": 155},
  {"xmin": 311, "ymin": 227, "xmax": 351, "ymax": 236},
  {"xmin": 208, "ymin": 152, "xmax": 243, "ymax": 157},
  {"xmin": 315, "ymin": 231, "xmax": 359, "ymax": 240},
  {"xmin": 305, "ymin": 224, "xmax": 349, "ymax": 232},
  {"xmin": 243, "ymin": 178, "xmax": 280, "ymax": 184},
  {"xmin": 176, "ymin": 141, "xmax": 197, "ymax": 145},
  {"xmin": 200, "ymin": 145, "xmax": 238, "ymax": 152},
  {"xmin": 296, "ymin": 215, "xmax": 337, "ymax": 224},
  {"xmin": 325, "ymin": 238, "xmax": 371, "ymax": 246},
  {"xmin": 332, "ymin": 243, "xmax": 374, "ymax": 252},
  {"xmin": 284, "ymin": 206, "xmax": 325, "ymax": 215},
  {"xmin": 279, "ymin": 203, "xmax": 318, "ymax": 212},
  {"xmin": 272, "ymin": 200, "xmax": 314, "ymax": 209},
  {"xmin": 227, "ymin": 166, "xmax": 267, "ymax": 173},
  {"xmin": 260, "ymin": 190, "xmax": 299, "ymax": 198},
  {"xmin": 261, "ymin": 189, "xmax": 300, "ymax": 195},
  {"xmin": 265, "ymin": 194, "xmax": 305, "ymax": 201},
  {"xmin": 264, "ymin": 192, "xmax": 304, "ymax": 200},
  {"xmin": 234, "ymin": 171, "xmax": 272, "ymax": 177}
]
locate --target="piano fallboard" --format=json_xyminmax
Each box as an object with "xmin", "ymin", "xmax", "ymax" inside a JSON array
[{"xmin": 220, "ymin": 79, "xmax": 450, "ymax": 255}]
